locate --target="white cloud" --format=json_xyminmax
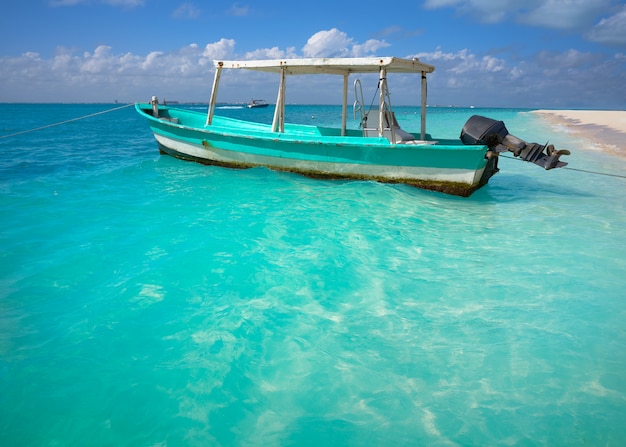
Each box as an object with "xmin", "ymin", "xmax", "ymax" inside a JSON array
[
  {"xmin": 423, "ymin": 0, "xmax": 527, "ymax": 24},
  {"xmin": 410, "ymin": 48, "xmax": 510, "ymax": 98},
  {"xmin": 409, "ymin": 46, "xmax": 625, "ymax": 107},
  {"xmin": 302, "ymin": 28, "xmax": 388, "ymax": 58},
  {"xmin": 0, "ymin": 30, "xmax": 623, "ymax": 107},
  {"xmin": 82, "ymin": 45, "xmax": 116, "ymax": 73},
  {"xmin": 141, "ymin": 51, "xmax": 165, "ymax": 70},
  {"xmin": 588, "ymin": 6, "xmax": 626, "ymax": 46},
  {"xmin": 202, "ymin": 38, "xmax": 237, "ymax": 60},
  {"xmin": 244, "ymin": 47, "xmax": 298, "ymax": 60},
  {"xmin": 24, "ymin": 52, "xmax": 42, "ymax": 61},
  {"xmin": 416, "ymin": 48, "xmax": 505, "ymax": 74},
  {"xmin": 518, "ymin": 0, "xmax": 612, "ymax": 30},
  {"xmin": 0, "ymin": 39, "xmax": 237, "ymax": 102},
  {"xmin": 227, "ymin": 3, "xmax": 249, "ymax": 16},
  {"xmin": 422, "ymin": 0, "xmax": 622, "ymax": 42},
  {"xmin": 376, "ymin": 26, "xmax": 404, "ymax": 38},
  {"xmin": 173, "ymin": 2, "xmax": 201, "ymax": 19},
  {"xmin": 302, "ymin": 29, "xmax": 354, "ymax": 58},
  {"xmin": 352, "ymin": 39, "xmax": 391, "ymax": 57},
  {"xmin": 536, "ymin": 48, "xmax": 599, "ymax": 68}
]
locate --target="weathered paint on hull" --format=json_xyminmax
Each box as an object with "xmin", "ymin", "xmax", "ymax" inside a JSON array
[
  {"xmin": 155, "ymin": 135, "xmax": 491, "ymax": 196},
  {"xmin": 137, "ymin": 104, "xmax": 496, "ymax": 196}
]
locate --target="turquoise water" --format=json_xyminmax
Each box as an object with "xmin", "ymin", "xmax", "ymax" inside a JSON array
[{"xmin": 1, "ymin": 104, "xmax": 625, "ymax": 446}]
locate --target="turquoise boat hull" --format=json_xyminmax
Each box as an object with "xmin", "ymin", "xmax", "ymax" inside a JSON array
[{"xmin": 136, "ymin": 103, "xmax": 497, "ymax": 196}]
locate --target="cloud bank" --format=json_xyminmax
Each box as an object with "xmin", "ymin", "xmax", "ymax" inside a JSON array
[{"xmin": 1, "ymin": 24, "xmax": 624, "ymax": 107}]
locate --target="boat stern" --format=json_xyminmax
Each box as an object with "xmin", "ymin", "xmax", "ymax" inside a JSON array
[{"xmin": 461, "ymin": 115, "xmax": 570, "ymax": 170}]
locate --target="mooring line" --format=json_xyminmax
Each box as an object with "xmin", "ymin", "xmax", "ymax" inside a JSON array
[
  {"xmin": 560, "ymin": 166, "xmax": 626, "ymax": 179},
  {"xmin": 500, "ymin": 153, "xmax": 626, "ymax": 179},
  {"xmin": 0, "ymin": 103, "xmax": 136, "ymax": 140}
]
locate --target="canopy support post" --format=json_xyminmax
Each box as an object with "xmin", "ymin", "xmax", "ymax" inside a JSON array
[
  {"xmin": 206, "ymin": 63, "xmax": 223, "ymax": 126},
  {"xmin": 272, "ymin": 67, "xmax": 286, "ymax": 133},
  {"xmin": 378, "ymin": 67, "xmax": 387, "ymax": 137},
  {"xmin": 341, "ymin": 74, "xmax": 348, "ymax": 136},
  {"xmin": 420, "ymin": 71, "xmax": 427, "ymax": 140}
]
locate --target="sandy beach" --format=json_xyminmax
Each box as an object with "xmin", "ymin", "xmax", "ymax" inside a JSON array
[{"xmin": 534, "ymin": 109, "xmax": 626, "ymax": 154}]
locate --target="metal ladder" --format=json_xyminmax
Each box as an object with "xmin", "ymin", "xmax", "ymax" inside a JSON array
[
  {"xmin": 354, "ymin": 76, "xmax": 398, "ymax": 142},
  {"xmin": 353, "ymin": 78, "xmax": 365, "ymax": 128}
]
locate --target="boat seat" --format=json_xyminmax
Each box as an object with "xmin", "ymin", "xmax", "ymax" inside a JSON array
[{"xmin": 361, "ymin": 111, "xmax": 419, "ymax": 144}]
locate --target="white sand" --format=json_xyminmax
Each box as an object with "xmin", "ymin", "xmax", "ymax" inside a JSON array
[{"xmin": 534, "ymin": 110, "xmax": 626, "ymax": 154}]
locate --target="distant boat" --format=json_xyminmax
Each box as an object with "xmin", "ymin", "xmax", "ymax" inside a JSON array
[
  {"xmin": 136, "ymin": 57, "xmax": 569, "ymax": 197},
  {"xmin": 247, "ymin": 99, "xmax": 268, "ymax": 108}
]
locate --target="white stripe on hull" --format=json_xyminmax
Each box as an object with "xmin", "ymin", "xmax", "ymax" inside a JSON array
[{"xmin": 154, "ymin": 134, "xmax": 485, "ymax": 187}]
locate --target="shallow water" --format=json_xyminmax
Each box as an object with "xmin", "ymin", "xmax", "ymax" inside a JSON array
[{"xmin": 1, "ymin": 104, "xmax": 625, "ymax": 446}]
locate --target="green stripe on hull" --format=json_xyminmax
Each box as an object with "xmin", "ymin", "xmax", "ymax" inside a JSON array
[{"xmin": 144, "ymin": 107, "xmax": 488, "ymax": 170}]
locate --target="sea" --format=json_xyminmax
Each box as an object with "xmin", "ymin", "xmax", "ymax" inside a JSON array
[{"xmin": 1, "ymin": 103, "xmax": 625, "ymax": 446}]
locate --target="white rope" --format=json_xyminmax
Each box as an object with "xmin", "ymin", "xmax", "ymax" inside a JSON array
[
  {"xmin": 0, "ymin": 103, "xmax": 136, "ymax": 140},
  {"xmin": 500, "ymin": 153, "xmax": 626, "ymax": 179}
]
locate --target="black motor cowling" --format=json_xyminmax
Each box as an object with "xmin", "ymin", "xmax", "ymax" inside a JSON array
[{"xmin": 461, "ymin": 115, "xmax": 570, "ymax": 170}]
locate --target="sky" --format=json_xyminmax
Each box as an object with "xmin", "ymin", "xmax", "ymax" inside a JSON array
[{"xmin": 1, "ymin": 0, "xmax": 625, "ymax": 108}]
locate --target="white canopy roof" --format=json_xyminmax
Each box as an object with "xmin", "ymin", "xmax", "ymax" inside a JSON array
[
  {"xmin": 213, "ymin": 57, "xmax": 435, "ymax": 75},
  {"xmin": 207, "ymin": 56, "xmax": 434, "ymax": 138}
]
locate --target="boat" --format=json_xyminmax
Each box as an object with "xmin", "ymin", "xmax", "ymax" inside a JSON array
[
  {"xmin": 247, "ymin": 99, "xmax": 269, "ymax": 108},
  {"xmin": 136, "ymin": 57, "xmax": 570, "ymax": 197}
]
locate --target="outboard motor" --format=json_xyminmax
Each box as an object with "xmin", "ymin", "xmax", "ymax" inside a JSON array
[{"xmin": 461, "ymin": 115, "xmax": 570, "ymax": 170}]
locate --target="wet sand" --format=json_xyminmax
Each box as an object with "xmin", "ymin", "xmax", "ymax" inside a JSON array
[{"xmin": 534, "ymin": 110, "xmax": 626, "ymax": 154}]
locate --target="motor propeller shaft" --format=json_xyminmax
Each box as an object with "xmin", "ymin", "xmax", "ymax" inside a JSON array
[{"xmin": 460, "ymin": 115, "xmax": 570, "ymax": 170}]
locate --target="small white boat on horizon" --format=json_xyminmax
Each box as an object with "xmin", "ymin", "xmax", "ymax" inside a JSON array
[
  {"xmin": 136, "ymin": 56, "xmax": 569, "ymax": 197},
  {"xmin": 247, "ymin": 99, "xmax": 269, "ymax": 108}
]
